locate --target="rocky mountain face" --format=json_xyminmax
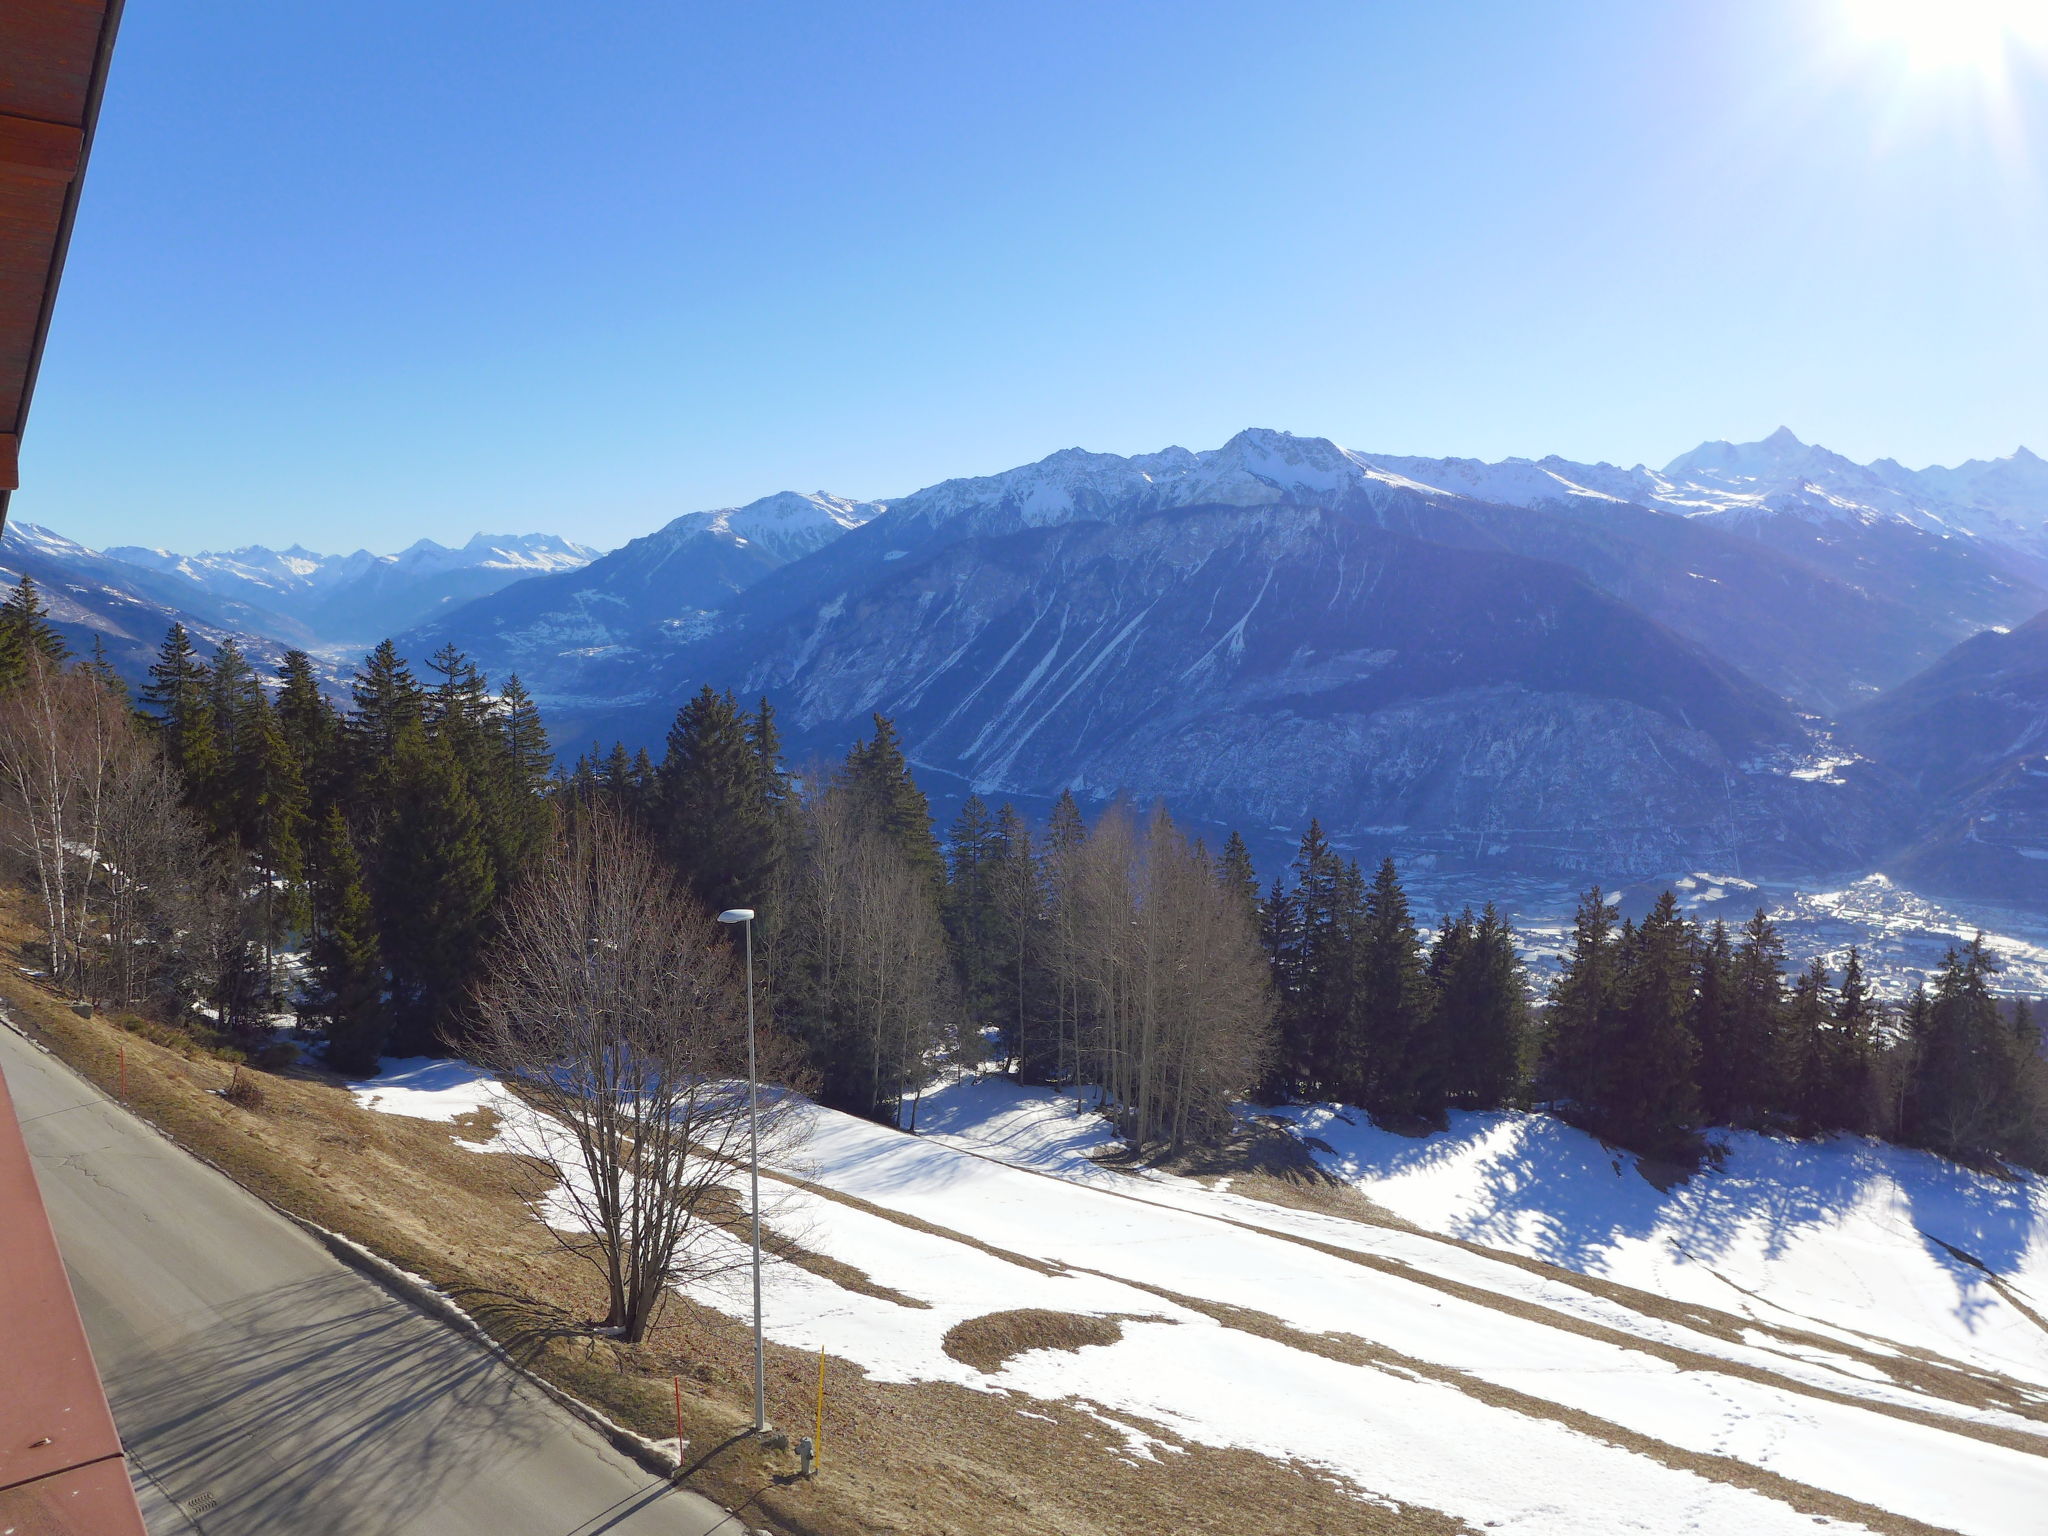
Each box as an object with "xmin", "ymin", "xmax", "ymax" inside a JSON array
[
  {"xmin": 709, "ymin": 504, "xmax": 1907, "ymax": 881},
  {"xmin": 548, "ymin": 429, "xmax": 1949, "ymax": 884},
  {"xmin": 398, "ymin": 492, "xmax": 882, "ymax": 699},
  {"xmin": 104, "ymin": 532, "xmax": 598, "ymax": 646},
  {"xmin": 1842, "ymin": 615, "xmax": 2048, "ymax": 902}
]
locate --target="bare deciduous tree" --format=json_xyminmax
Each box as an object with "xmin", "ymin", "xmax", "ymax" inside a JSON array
[
  {"xmin": 1047, "ymin": 802, "xmax": 1273, "ymax": 1150},
  {"xmin": 472, "ymin": 806, "xmax": 806, "ymax": 1343},
  {"xmin": 778, "ymin": 776, "xmax": 954, "ymax": 1123},
  {"xmin": 0, "ymin": 660, "xmax": 222, "ymax": 1009}
]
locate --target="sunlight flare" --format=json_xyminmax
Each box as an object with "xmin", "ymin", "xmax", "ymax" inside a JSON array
[{"xmin": 1842, "ymin": 0, "xmax": 2048, "ymax": 74}]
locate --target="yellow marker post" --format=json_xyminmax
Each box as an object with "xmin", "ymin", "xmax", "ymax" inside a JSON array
[{"xmin": 814, "ymin": 1346, "xmax": 826, "ymax": 1474}]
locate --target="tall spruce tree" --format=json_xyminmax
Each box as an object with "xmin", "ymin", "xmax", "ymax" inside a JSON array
[
  {"xmin": 375, "ymin": 720, "xmax": 497, "ymax": 1055},
  {"xmin": 1218, "ymin": 831, "xmax": 1259, "ymax": 923},
  {"xmin": 346, "ymin": 640, "xmax": 424, "ymax": 771},
  {"xmin": 306, "ymin": 806, "xmax": 390, "ymax": 1074},
  {"xmin": 944, "ymin": 795, "xmax": 1004, "ymax": 1062},
  {"xmin": 1266, "ymin": 822, "xmax": 1359, "ymax": 1099},
  {"xmin": 1353, "ymin": 857, "xmax": 1438, "ymax": 1117},
  {"xmin": 1818, "ymin": 947, "xmax": 1881, "ymax": 1134},
  {"xmin": 1711, "ymin": 910, "xmax": 1789, "ymax": 1126},
  {"xmin": 0, "ymin": 575, "xmax": 69, "ymax": 689},
  {"xmin": 273, "ymin": 649, "xmax": 339, "ymax": 804},
  {"xmin": 1910, "ymin": 937, "xmax": 2024, "ymax": 1160},
  {"xmin": 1784, "ymin": 957, "xmax": 1834, "ymax": 1132},
  {"xmin": 499, "ymin": 674, "xmax": 553, "ymax": 791},
  {"xmin": 655, "ymin": 685, "xmax": 781, "ymax": 914},
  {"xmin": 1436, "ymin": 904, "xmax": 1529, "ymax": 1109},
  {"xmin": 841, "ymin": 712, "xmax": 943, "ymax": 891},
  {"xmin": 1598, "ymin": 892, "xmax": 1702, "ymax": 1157},
  {"xmin": 1545, "ymin": 887, "xmax": 1621, "ymax": 1113},
  {"xmin": 142, "ymin": 623, "xmax": 220, "ymax": 795}
]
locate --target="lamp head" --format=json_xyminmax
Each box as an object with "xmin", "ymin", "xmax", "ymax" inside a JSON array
[{"xmin": 716, "ymin": 908, "xmax": 755, "ymax": 924}]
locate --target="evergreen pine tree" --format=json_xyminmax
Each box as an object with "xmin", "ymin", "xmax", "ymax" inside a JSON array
[
  {"xmin": 1437, "ymin": 904, "xmax": 1528, "ymax": 1109},
  {"xmin": 499, "ymin": 675, "xmax": 553, "ymax": 788},
  {"xmin": 1823, "ymin": 946, "xmax": 1881, "ymax": 1134},
  {"xmin": 1353, "ymin": 857, "xmax": 1438, "ymax": 1118},
  {"xmin": 1784, "ymin": 957, "xmax": 1834, "ymax": 1132},
  {"xmin": 1910, "ymin": 937, "xmax": 2025, "ymax": 1160},
  {"xmin": 141, "ymin": 623, "xmax": 220, "ymax": 795},
  {"xmin": 1598, "ymin": 891, "xmax": 1702, "ymax": 1158},
  {"xmin": 376, "ymin": 721, "xmax": 497, "ymax": 1055},
  {"xmin": 0, "ymin": 575, "xmax": 69, "ymax": 689},
  {"xmin": 1545, "ymin": 887, "xmax": 1621, "ymax": 1113},
  {"xmin": 206, "ymin": 639, "xmax": 267, "ymax": 845},
  {"xmin": 1218, "ymin": 831, "xmax": 1260, "ymax": 923},
  {"xmin": 655, "ymin": 685, "xmax": 780, "ymax": 913},
  {"xmin": 243, "ymin": 699, "xmax": 311, "ymax": 965},
  {"xmin": 305, "ymin": 806, "xmax": 390, "ymax": 1074},
  {"xmin": 841, "ymin": 712, "xmax": 944, "ymax": 890},
  {"xmin": 944, "ymin": 795, "xmax": 1004, "ymax": 1063},
  {"xmin": 1713, "ymin": 910, "xmax": 1789, "ymax": 1126},
  {"xmin": 1267, "ymin": 822, "xmax": 1357, "ymax": 1099},
  {"xmin": 1691, "ymin": 919, "xmax": 1734, "ymax": 1115},
  {"xmin": 346, "ymin": 640, "xmax": 424, "ymax": 769},
  {"xmin": 1046, "ymin": 790, "xmax": 1086, "ymax": 855}
]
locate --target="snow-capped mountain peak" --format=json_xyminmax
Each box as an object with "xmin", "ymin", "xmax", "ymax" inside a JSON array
[{"xmin": 654, "ymin": 491, "xmax": 886, "ymax": 563}]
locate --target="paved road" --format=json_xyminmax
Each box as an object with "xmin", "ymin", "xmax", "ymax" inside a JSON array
[{"xmin": 0, "ymin": 1024, "xmax": 736, "ymax": 1536}]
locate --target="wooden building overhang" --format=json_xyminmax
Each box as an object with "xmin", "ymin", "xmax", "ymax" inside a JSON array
[{"xmin": 0, "ymin": 0, "xmax": 125, "ymax": 526}]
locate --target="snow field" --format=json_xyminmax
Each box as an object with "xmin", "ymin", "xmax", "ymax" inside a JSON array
[{"xmin": 354, "ymin": 1061, "xmax": 2048, "ymax": 1534}]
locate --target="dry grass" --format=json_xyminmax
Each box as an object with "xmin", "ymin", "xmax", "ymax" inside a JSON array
[{"xmin": 941, "ymin": 1309, "xmax": 1129, "ymax": 1372}]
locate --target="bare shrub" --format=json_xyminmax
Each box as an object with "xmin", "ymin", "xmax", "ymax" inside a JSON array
[{"xmin": 223, "ymin": 1066, "xmax": 268, "ymax": 1111}]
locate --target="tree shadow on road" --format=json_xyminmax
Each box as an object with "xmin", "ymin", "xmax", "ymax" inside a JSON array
[{"xmin": 105, "ymin": 1269, "xmax": 660, "ymax": 1536}]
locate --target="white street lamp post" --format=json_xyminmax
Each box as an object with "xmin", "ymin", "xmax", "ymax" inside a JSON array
[{"xmin": 715, "ymin": 907, "xmax": 765, "ymax": 1435}]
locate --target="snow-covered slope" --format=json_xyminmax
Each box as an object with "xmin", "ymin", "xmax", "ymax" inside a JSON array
[
  {"xmin": 356, "ymin": 1060, "xmax": 2048, "ymax": 1536},
  {"xmin": 0, "ymin": 520, "xmax": 314, "ymax": 680}
]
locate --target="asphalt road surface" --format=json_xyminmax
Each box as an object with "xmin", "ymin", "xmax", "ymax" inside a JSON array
[{"xmin": 0, "ymin": 1023, "xmax": 737, "ymax": 1536}]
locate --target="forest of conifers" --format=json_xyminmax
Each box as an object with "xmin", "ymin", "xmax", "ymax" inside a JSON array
[{"xmin": 0, "ymin": 573, "xmax": 2040, "ymax": 1172}]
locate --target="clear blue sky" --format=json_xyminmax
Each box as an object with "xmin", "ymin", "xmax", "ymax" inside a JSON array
[{"xmin": 16, "ymin": 0, "xmax": 2048, "ymax": 553}]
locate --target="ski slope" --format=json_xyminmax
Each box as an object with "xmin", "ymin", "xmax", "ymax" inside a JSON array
[{"xmin": 356, "ymin": 1063, "xmax": 2048, "ymax": 1535}]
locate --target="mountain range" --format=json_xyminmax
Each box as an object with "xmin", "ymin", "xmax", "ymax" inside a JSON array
[
  {"xmin": 22, "ymin": 427, "xmax": 2048, "ymax": 905},
  {"xmin": 104, "ymin": 531, "xmax": 598, "ymax": 645}
]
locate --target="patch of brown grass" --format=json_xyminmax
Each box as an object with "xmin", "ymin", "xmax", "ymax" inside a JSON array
[{"xmin": 942, "ymin": 1309, "xmax": 1128, "ymax": 1373}]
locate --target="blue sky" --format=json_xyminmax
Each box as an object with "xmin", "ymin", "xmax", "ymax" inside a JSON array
[{"xmin": 16, "ymin": 0, "xmax": 2048, "ymax": 552}]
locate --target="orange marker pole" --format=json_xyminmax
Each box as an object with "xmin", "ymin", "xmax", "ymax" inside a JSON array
[
  {"xmin": 118, "ymin": 1045, "xmax": 126, "ymax": 1101},
  {"xmin": 814, "ymin": 1346, "xmax": 826, "ymax": 1474}
]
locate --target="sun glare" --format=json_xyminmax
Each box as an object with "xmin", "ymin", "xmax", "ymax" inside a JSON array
[{"xmin": 1843, "ymin": 0, "xmax": 2048, "ymax": 75}]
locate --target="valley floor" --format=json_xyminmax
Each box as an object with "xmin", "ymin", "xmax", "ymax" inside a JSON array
[
  {"xmin": 1415, "ymin": 866, "xmax": 2048, "ymax": 996},
  {"xmin": 355, "ymin": 1063, "xmax": 2048, "ymax": 1536}
]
